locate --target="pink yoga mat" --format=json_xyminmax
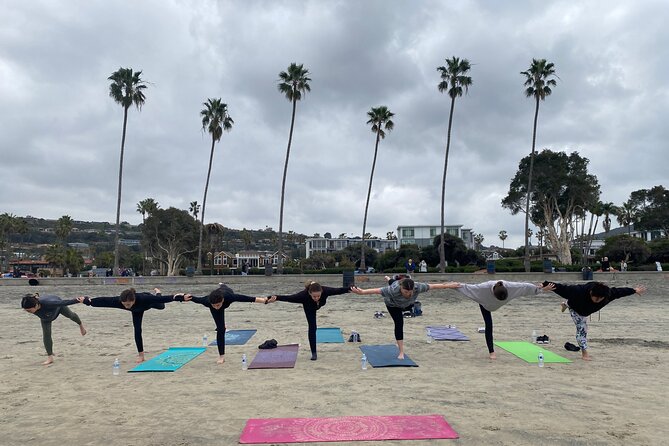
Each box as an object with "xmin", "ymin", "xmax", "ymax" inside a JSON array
[{"xmin": 239, "ymin": 414, "xmax": 458, "ymax": 443}]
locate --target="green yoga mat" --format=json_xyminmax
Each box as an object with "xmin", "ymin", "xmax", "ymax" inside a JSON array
[
  {"xmin": 129, "ymin": 347, "xmax": 207, "ymax": 372},
  {"xmin": 494, "ymin": 341, "xmax": 572, "ymax": 363},
  {"xmin": 316, "ymin": 327, "xmax": 345, "ymax": 343}
]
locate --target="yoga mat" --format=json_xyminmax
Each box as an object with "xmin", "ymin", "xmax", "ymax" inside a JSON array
[
  {"xmin": 316, "ymin": 327, "xmax": 344, "ymax": 343},
  {"xmin": 494, "ymin": 341, "xmax": 572, "ymax": 363},
  {"xmin": 359, "ymin": 344, "xmax": 418, "ymax": 367},
  {"xmin": 208, "ymin": 329, "xmax": 257, "ymax": 346},
  {"xmin": 427, "ymin": 325, "xmax": 470, "ymax": 341},
  {"xmin": 239, "ymin": 414, "xmax": 458, "ymax": 443},
  {"xmin": 248, "ymin": 344, "xmax": 299, "ymax": 369},
  {"xmin": 128, "ymin": 347, "xmax": 206, "ymax": 372}
]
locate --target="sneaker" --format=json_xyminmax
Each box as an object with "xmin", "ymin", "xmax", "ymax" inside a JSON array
[{"xmin": 537, "ymin": 335, "xmax": 550, "ymax": 344}]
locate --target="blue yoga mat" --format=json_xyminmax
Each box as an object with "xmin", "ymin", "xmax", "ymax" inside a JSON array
[
  {"xmin": 128, "ymin": 347, "xmax": 206, "ymax": 372},
  {"xmin": 359, "ymin": 344, "xmax": 418, "ymax": 367},
  {"xmin": 427, "ymin": 325, "xmax": 470, "ymax": 341},
  {"xmin": 209, "ymin": 329, "xmax": 257, "ymax": 346},
  {"xmin": 316, "ymin": 327, "xmax": 345, "ymax": 343}
]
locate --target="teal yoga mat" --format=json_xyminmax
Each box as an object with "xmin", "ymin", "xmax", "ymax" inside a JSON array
[
  {"xmin": 494, "ymin": 341, "xmax": 572, "ymax": 363},
  {"xmin": 209, "ymin": 329, "xmax": 257, "ymax": 346},
  {"xmin": 316, "ymin": 327, "xmax": 345, "ymax": 343},
  {"xmin": 359, "ymin": 344, "xmax": 418, "ymax": 367},
  {"xmin": 128, "ymin": 347, "xmax": 207, "ymax": 372}
]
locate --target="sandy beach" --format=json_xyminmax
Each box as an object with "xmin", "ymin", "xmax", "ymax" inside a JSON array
[{"xmin": 1, "ymin": 273, "xmax": 668, "ymax": 446}]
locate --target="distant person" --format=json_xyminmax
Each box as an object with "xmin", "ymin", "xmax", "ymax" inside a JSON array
[
  {"xmin": 547, "ymin": 281, "xmax": 646, "ymax": 360},
  {"xmin": 405, "ymin": 258, "xmax": 416, "ymax": 275},
  {"xmin": 419, "ymin": 260, "xmax": 427, "ymax": 273},
  {"xmin": 600, "ymin": 256, "xmax": 611, "ymax": 272},
  {"xmin": 620, "ymin": 260, "xmax": 628, "ymax": 272},
  {"xmin": 656, "ymin": 261, "xmax": 663, "ymax": 272},
  {"xmin": 351, "ymin": 278, "xmax": 459, "ymax": 359},
  {"xmin": 80, "ymin": 287, "xmax": 182, "ymax": 363},
  {"xmin": 267, "ymin": 281, "xmax": 353, "ymax": 361},
  {"xmin": 450, "ymin": 280, "xmax": 555, "ymax": 359},
  {"xmin": 241, "ymin": 260, "xmax": 250, "ymax": 276},
  {"xmin": 182, "ymin": 283, "xmax": 267, "ymax": 364},
  {"xmin": 21, "ymin": 293, "xmax": 87, "ymax": 365}
]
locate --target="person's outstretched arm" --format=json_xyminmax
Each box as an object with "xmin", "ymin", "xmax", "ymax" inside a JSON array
[
  {"xmin": 350, "ymin": 286, "xmax": 383, "ymax": 295},
  {"xmin": 426, "ymin": 282, "xmax": 461, "ymax": 291}
]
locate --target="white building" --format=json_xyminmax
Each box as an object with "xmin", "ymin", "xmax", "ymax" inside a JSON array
[
  {"xmin": 396, "ymin": 224, "xmax": 475, "ymax": 249},
  {"xmin": 305, "ymin": 237, "xmax": 398, "ymax": 259}
]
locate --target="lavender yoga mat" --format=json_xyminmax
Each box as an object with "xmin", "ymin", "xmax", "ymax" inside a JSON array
[
  {"xmin": 427, "ymin": 325, "xmax": 470, "ymax": 341},
  {"xmin": 248, "ymin": 343, "xmax": 299, "ymax": 369},
  {"xmin": 239, "ymin": 414, "xmax": 459, "ymax": 443}
]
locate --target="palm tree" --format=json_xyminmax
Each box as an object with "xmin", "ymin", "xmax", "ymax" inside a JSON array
[
  {"xmin": 498, "ymin": 230, "xmax": 508, "ymax": 249},
  {"xmin": 600, "ymin": 202, "xmax": 617, "ymax": 233},
  {"xmin": 136, "ymin": 198, "xmax": 159, "ymax": 223},
  {"xmin": 108, "ymin": 67, "xmax": 147, "ymax": 274},
  {"xmin": 360, "ymin": 106, "xmax": 394, "ymax": 271},
  {"xmin": 536, "ymin": 227, "xmax": 546, "ymax": 259},
  {"xmin": 198, "ymin": 98, "xmax": 234, "ymax": 273},
  {"xmin": 437, "ymin": 56, "xmax": 473, "ymax": 272},
  {"xmin": 137, "ymin": 198, "xmax": 159, "ymax": 275},
  {"xmin": 616, "ymin": 200, "xmax": 638, "ymax": 235},
  {"xmin": 277, "ymin": 63, "xmax": 311, "ymax": 274},
  {"xmin": 473, "ymin": 233, "xmax": 484, "ymax": 250},
  {"xmin": 189, "ymin": 201, "xmax": 200, "ymax": 220},
  {"xmin": 520, "ymin": 58, "xmax": 557, "ymax": 272},
  {"xmin": 55, "ymin": 215, "xmax": 74, "ymax": 246}
]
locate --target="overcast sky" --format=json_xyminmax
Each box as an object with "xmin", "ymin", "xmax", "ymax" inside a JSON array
[{"xmin": 1, "ymin": 0, "xmax": 667, "ymax": 249}]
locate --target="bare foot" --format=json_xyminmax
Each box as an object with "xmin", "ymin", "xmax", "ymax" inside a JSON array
[
  {"xmin": 42, "ymin": 355, "xmax": 54, "ymax": 365},
  {"xmin": 217, "ymin": 356, "xmax": 225, "ymax": 364},
  {"xmin": 79, "ymin": 324, "xmax": 87, "ymax": 336},
  {"xmin": 397, "ymin": 354, "xmax": 405, "ymax": 360},
  {"xmin": 489, "ymin": 352, "xmax": 497, "ymax": 360},
  {"xmin": 581, "ymin": 351, "xmax": 592, "ymax": 361},
  {"xmin": 384, "ymin": 276, "xmax": 391, "ymax": 281},
  {"xmin": 560, "ymin": 302, "xmax": 567, "ymax": 313},
  {"xmin": 136, "ymin": 353, "xmax": 146, "ymax": 363}
]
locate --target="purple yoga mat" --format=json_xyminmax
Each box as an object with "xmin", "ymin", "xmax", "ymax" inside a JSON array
[
  {"xmin": 248, "ymin": 343, "xmax": 299, "ymax": 369},
  {"xmin": 427, "ymin": 325, "xmax": 470, "ymax": 341}
]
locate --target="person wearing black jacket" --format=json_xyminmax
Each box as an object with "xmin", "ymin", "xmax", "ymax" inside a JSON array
[
  {"xmin": 80, "ymin": 287, "xmax": 181, "ymax": 363},
  {"xmin": 544, "ymin": 281, "xmax": 646, "ymax": 360},
  {"xmin": 21, "ymin": 293, "xmax": 87, "ymax": 365},
  {"xmin": 183, "ymin": 284, "xmax": 267, "ymax": 364},
  {"xmin": 267, "ymin": 281, "xmax": 351, "ymax": 361}
]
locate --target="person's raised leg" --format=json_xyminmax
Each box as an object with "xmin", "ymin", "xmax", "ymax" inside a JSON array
[{"xmin": 60, "ymin": 306, "xmax": 87, "ymax": 336}]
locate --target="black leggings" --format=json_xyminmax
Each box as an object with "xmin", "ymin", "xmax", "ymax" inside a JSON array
[
  {"xmin": 386, "ymin": 305, "xmax": 405, "ymax": 340},
  {"xmin": 479, "ymin": 304, "xmax": 494, "ymax": 353},
  {"xmin": 304, "ymin": 307, "xmax": 318, "ymax": 354}
]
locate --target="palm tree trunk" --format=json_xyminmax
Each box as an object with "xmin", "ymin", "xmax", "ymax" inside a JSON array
[
  {"xmin": 278, "ymin": 98, "xmax": 297, "ymax": 274},
  {"xmin": 197, "ymin": 137, "xmax": 216, "ymax": 273},
  {"xmin": 361, "ymin": 130, "xmax": 381, "ymax": 271},
  {"xmin": 113, "ymin": 106, "xmax": 129, "ymax": 276},
  {"xmin": 523, "ymin": 96, "xmax": 540, "ymax": 272},
  {"xmin": 439, "ymin": 96, "xmax": 456, "ymax": 273}
]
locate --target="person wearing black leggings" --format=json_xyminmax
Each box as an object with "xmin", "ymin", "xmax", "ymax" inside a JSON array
[
  {"xmin": 183, "ymin": 284, "xmax": 267, "ymax": 364},
  {"xmin": 268, "ymin": 281, "xmax": 351, "ymax": 361},
  {"xmin": 21, "ymin": 293, "xmax": 87, "ymax": 365},
  {"xmin": 80, "ymin": 287, "xmax": 181, "ymax": 363},
  {"xmin": 351, "ymin": 277, "xmax": 458, "ymax": 359}
]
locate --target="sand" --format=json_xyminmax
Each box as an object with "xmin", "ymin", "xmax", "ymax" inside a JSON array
[{"xmin": 1, "ymin": 274, "xmax": 668, "ymax": 445}]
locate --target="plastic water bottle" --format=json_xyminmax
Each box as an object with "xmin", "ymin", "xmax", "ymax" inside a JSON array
[
  {"xmin": 112, "ymin": 358, "xmax": 120, "ymax": 376},
  {"xmin": 426, "ymin": 328, "xmax": 433, "ymax": 344},
  {"xmin": 241, "ymin": 353, "xmax": 248, "ymax": 370},
  {"xmin": 361, "ymin": 353, "xmax": 368, "ymax": 370},
  {"xmin": 531, "ymin": 329, "xmax": 537, "ymax": 343},
  {"xmin": 538, "ymin": 351, "xmax": 544, "ymax": 368},
  {"xmin": 202, "ymin": 333, "xmax": 208, "ymax": 347}
]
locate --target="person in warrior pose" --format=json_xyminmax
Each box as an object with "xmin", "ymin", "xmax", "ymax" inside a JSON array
[
  {"xmin": 21, "ymin": 293, "xmax": 87, "ymax": 365},
  {"xmin": 267, "ymin": 281, "xmax": 352, "ymax": 361},
  {"xmin": 450, "ymin": 280, "xmax": 555, "ymax": 359},
  {"xmin": 183, "ymin": 284, "xmax": 267, "ymax": 364},
  {"xmin": 351, "ymin": 277, "xmax": 458, "ymax": 359},
  {"xmin": 546, "ymin": 281, "xmax": 646, "ymax": 360},
  {"xmin": 80, "ymin": 287, "xmax": 181, "ymax": 363}
]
